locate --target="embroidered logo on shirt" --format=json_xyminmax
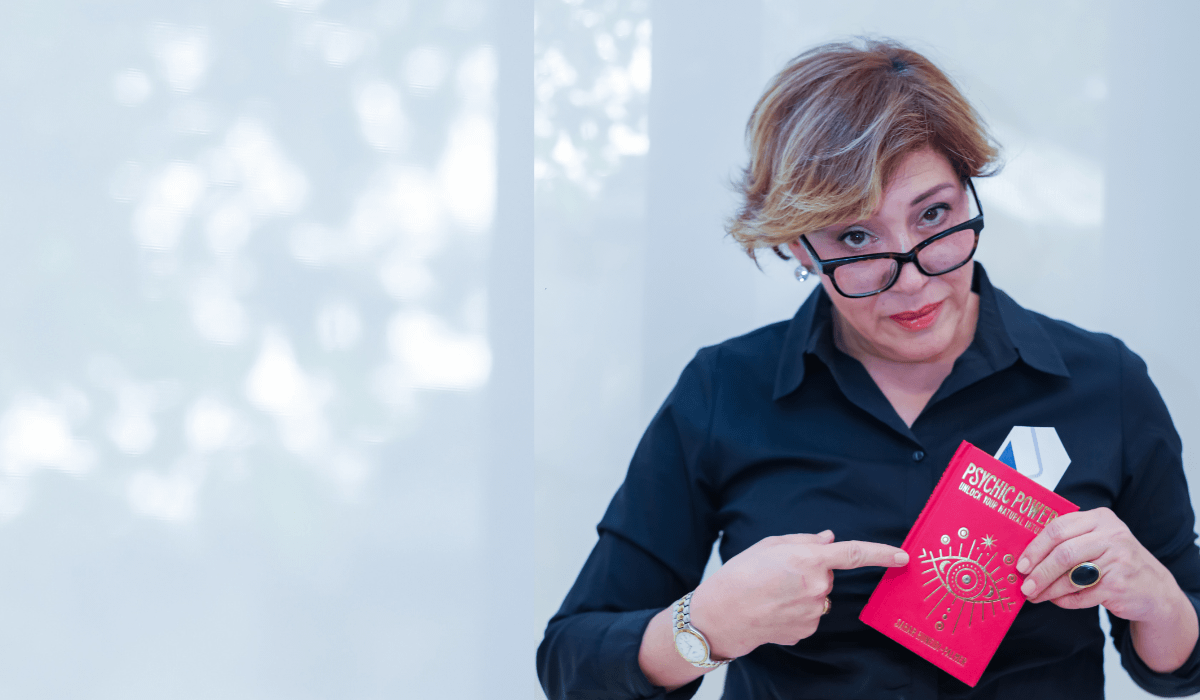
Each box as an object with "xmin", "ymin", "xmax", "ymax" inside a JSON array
[{"xmin": 994, "ymin": 426, "xmax": 1071, "ymax": 492}]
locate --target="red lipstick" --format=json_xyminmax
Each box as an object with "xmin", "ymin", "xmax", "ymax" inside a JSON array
[{"xmin": 890, "ymin": 301, "xmax": 943, "ymax": 331}]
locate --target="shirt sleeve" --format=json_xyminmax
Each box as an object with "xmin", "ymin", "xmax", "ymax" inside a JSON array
[
  {"xmin": 1107, "ymin": 340, "xmax": 1200, "ymax": 697},
  {"xmin": 537, "ymin": 351, "xmax": 723, "ymax": 700}
]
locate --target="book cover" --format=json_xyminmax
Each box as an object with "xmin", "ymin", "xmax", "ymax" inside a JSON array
[{"xmin": 859, "ymin": 441, "xmax": 1079, "ymax": 686}]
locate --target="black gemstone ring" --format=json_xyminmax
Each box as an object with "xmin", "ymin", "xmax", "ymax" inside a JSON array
[{"xmin": 1069, "ymin": 562, "xmax": 1103, "ymax": 589}]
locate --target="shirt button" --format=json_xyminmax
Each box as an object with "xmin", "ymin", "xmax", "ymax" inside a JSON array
[{"xmin": 912, "ymin": 450, "xmax": 925, "ymax": 462}]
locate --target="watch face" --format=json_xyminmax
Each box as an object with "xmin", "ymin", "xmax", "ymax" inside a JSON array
[{"xmin": 674, "ymin": 630, "xmax": 707, "ymax": 663}]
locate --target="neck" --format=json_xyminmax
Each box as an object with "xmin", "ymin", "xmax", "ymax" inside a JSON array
[{"xmin": 832, "ymin": 292, "xmax": 980, "ymax": 427}]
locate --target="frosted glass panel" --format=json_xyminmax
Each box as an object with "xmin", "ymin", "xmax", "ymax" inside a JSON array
[{"xmin": 0, "ymin": 1, "xmax": 525, "ymax": 697}]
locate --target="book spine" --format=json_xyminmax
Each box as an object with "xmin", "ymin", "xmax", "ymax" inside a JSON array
[{"xmin": 898, "ymin": 440, "xmax": 973, "ymax": 551}]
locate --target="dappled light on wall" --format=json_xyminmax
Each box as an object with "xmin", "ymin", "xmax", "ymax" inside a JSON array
[
  {"xmin": 535, "ymin": 0, "xmax": 650, "ymax": 194},
  {"xmin": 0, "ymin": 0, "xmax": 501, "ymax": 695}
]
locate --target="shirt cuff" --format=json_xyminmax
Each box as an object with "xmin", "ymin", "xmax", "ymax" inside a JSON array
[
  {"xmin": 609, "ymin": 608, "xmax": 706, "ymax": 700},
  {"xmin": 1117, "ymin": 592, "xmax": 1200, "ymax": 697}
]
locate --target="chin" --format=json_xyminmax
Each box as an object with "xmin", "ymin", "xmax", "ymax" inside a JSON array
[{"xmin": 880, "ymin": 322, "xmax": 959, "ymax": 363}]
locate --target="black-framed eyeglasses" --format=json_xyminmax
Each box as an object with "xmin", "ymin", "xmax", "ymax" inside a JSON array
[{"xmin": 798, "ymin": 180, "xmax": 984, "ymax": 299}]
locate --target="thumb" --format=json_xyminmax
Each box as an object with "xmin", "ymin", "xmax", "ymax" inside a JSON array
[
  {"xmin": 778, "ymin": 530, "xmax": 835, "ymax": 546},
  {"xmin": 822, "ymin": 540, "xmax": 909, "ymax": 570}
]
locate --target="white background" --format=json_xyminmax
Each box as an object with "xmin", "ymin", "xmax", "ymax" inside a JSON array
[{"xmin": 0, "ymin": 0, "xmax": 532, "ymax": 698}]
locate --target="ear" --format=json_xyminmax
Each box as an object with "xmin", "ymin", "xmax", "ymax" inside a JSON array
[{"xmin": 786, "ymin": 239, "xmax": 815, "ymax": 271}]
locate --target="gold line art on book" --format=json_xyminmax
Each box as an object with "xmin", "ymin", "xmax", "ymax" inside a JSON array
[{"xmin": 921, "ymin": 530, "xmax": 1013, "ymax": 633}]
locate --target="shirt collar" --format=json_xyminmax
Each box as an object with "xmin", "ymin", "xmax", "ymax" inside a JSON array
[
  {"xmin": 985, "ymin": 267, "xmax": 1071, "ymax": 379},
  {"xmin": 772, "ymin": 263, "xmax": 1069, "ymax": 401}
]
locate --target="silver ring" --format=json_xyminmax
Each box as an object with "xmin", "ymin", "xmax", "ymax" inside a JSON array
[
  {"xmin": 1069, "ymin": 562, "xmax": 1102, "ymax": 589},
  {"xmin": 821, "ymin": 597, "xmax": 831, "ymax": 615}
]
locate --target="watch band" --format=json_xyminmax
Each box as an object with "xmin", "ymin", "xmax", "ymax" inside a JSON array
[{"xmin": 672, "ymin": 591, "xmax": 730, "ymax": 669}]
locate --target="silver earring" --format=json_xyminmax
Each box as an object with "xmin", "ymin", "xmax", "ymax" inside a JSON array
[{"xmin": 794, "ymin": 265, "xmax": 811, "ymax": 282}]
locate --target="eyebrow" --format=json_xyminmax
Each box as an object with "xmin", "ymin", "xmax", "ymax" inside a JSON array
[{"xmin": 909, "ymin": 183, "xmax": 955, "ymax": 207}]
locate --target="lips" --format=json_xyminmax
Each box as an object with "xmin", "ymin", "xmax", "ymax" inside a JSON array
[{"xmin": 890, "ymin": 301, "xmax": 943, "ymax": 331}]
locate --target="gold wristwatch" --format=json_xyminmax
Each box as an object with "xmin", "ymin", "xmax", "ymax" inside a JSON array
[{"xmin": 671, "ymin": 591, "xmax": 730, "ymax": 669}]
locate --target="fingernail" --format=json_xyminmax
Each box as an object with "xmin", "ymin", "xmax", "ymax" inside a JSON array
[
  {"xmin": 819, "ymin": 529, "xmax": 834, "ymax": 540},
  {"xmin": 894, "ymin": 552, "xmax": 909, "ymax": 565},
  {"xmin": 1017, "ymin": 558, "xmax": 1030, "ymax": 574},
  {"xmin": 1021, "ymin": 580, "xmax": 1035, "ymax": 597}
]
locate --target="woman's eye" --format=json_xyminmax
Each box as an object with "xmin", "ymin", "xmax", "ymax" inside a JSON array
[
  {"xmin": 921, "ymin": 204, "xmax": 949, "ymax": 226},
  {"xmin": 838, "ymin": 230, "xmax": 873, "ymax": 249}
]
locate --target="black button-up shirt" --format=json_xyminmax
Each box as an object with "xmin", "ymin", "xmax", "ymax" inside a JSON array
[{"xmin": 538, "ymin": 264, "xmax": 1200, "ymax": 699}]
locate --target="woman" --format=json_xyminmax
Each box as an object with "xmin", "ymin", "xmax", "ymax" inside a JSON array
[{"xmin": 538, "ymin": 39, "xmax": 1200, "ymax": 698}]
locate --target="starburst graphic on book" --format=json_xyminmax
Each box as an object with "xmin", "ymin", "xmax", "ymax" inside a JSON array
[{"xmin": 920, "ymin": 533, "xmax": 1013, "ymax": 634}]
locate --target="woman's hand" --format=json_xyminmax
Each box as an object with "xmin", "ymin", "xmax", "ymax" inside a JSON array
[
  {"xmin": 1017, "ymin": 507, "xmax": 1198, "ymax": 672},
  {"xmin": 639, "ymin": 530, "xmax": 908, "ymax": 690},
  {"xmin": 688, "ymin": 530, "xmax": 909, "ymax": 660}
]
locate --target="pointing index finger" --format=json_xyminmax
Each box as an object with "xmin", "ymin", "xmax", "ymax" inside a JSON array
[
  {"xmin": 821, "ymin": 540, "xmax": 909, "ymax": 570},
  {"xmin": 777, "ymin": 530, "xmax": 836, "ymax": 546}
]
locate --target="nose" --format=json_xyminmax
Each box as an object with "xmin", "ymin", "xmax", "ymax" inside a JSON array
[
  {"xmin": 884, "ymin": 225, "xmax": 929, "ymax": 295},
  {"xmin": 889, "ymin": 257, "xmax": 929, "ymax": 295}
]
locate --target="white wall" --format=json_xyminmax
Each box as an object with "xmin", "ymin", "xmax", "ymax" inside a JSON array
[{"xmin": 0, "ymin": 1, "xmax": 537, "ymax": 698}]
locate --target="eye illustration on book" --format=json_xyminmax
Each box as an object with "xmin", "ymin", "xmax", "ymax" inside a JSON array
[{"xmin": 920, "ymin": 531, "xmax": 1014, "ymax": 634}]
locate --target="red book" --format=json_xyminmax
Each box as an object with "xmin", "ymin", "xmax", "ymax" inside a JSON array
[{"xmin": 859, "ymin": 441, "xmax": 1079, "ymax": 687}]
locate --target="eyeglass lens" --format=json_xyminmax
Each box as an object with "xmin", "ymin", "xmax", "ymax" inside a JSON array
[{"xmin": 830, "ymin": 227, "xmax": 976, "ymax": 296}]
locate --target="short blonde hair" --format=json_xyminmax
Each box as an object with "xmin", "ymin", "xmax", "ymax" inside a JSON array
[{"xmin": 728, "ymin": 39, "xmax": 1000, "ymax": 260}]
